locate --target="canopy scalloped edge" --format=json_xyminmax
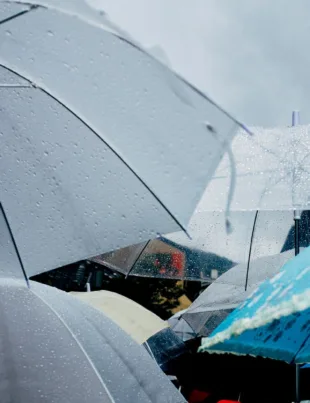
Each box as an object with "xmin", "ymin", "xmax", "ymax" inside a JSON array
[
  {"xmin": 200, "ymin": 286, "xmax": 310, "ymax": 352},
  {"xmin": 0, "ymin": 0, "xmax": 250, "ymax": 135}
]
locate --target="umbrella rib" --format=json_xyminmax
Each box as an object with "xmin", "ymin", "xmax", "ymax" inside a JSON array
[
  {"xmin": 125, "ymin": 239, "xmax": 151, "ymax": 279},
  {"xmin": 118, "ymin": 36, "xmax": 253, "ymax": 136},
  {"xmin": 0, "ymin": 4, "xmax": 38, "ymax": 26},
  {"xmin": 292, "ymin": 330, "xmax": 310, "ymax": 364},
  {"xmin": 2, "ymin": 1, "xmax": 250, "ymax": 137},
  {"xmin": 244, "ymin": 210, "xmax": 259, "ymax": 291},
  {"xmin": 0, "ymin": 202, "xmax": 29, "ymax": 288},
  {"xmin": 0, "ymin": 63, "xmax": 189, "ymax": 236},
  {"xmin": 29, "ymin": 288, "xmax": 116, "ymax": 403}
]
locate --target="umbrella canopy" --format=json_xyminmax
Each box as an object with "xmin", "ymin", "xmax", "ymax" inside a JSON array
[
  {"xmin": 91, "ymin": 209, "xmax": 310, "ymax": 282},
  {"xmin": 200, "ymin": 245, "xmax": 310, "ymax": 364},
  {"xmin": 168, "ymin": 310, "xmax": 197, "ymax": 342},
  {"xmin": 180, "ymin": 251, "xmax": 294, "ymax": 338},
  {"xmin": 0, "ymin": 0, "xmax": 244, "ymax": 279},
  {"xmin": 70, "ymin": 290, "xmax": 187, "ymax": 371},
  {"xmin": 198, "ymin": 123, "xmax": 310, "ymax": 211},
  {"xmin": 70, "ymin": 290, "xmax": 168, "ymax": 344},
  {"xmin": 0, "ymin": 277, "xmax": 186, "ymax": 403},
  {"xmin": 91, "ymin": 120, "xmax": 310, "ymax": 281}
]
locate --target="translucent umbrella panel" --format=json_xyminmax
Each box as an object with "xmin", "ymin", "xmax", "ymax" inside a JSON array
[
  {"xmin": 198, "ymin": 124, "xmax": 310, "ymax": 212},
  {"xmin": 92, "ymin": 210, "xmax": 310, "ymax": 281},
  {"xmin": 0, "ymin": 1, "xmax": 244, "ymax": 278},
  {"xmin": 180, "ymin": 251, "xmax": 293, "ymax": 338}
]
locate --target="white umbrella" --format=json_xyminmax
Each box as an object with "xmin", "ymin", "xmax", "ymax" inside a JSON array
[
  {"xmin": 0, "ymin": 278, "xmax": 186, "ymax": 403},
  {"xmin": 198, "ymin": 121, "xmax": 310, "ymax": 212},
  {"xmin": 0, "ymin": 0, "xmax": 245, "ymax": 279}
]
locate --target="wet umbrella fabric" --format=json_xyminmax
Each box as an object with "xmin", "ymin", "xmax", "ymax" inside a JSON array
[
  {"xmin": 198, "ymin": 124, "xmax": 310, "ymax": 211},
  {"xmin": 0, "ymin": 277, "xmax": 186, "ymax": 403},
  {"xmin": 92, "ymin": 123, "xmax": 310, "ymax": 282},
  {"xmin": 200, "ymin": 246, "xmax": 310, "ymax": 364},
  {"xmin": 0, "ymin": 0, "xmax": 243, "ymax": 279},
  {"xmin": 70, "ymin": 290, "xmax": 188, "ymax": 371},
  {"xmin": 91, "ymin": 209, "xmax": 310, "ymax": 286}
]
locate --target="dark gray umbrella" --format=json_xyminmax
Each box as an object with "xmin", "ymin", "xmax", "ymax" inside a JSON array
[{"xmin": 0, "ymin": 277, "xmax": 186, "ymax": 403}]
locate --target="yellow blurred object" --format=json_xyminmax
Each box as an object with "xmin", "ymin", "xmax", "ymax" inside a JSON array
[{"xmin": 171, "ymin": 294, "xmax": 192, "ymax": 314}]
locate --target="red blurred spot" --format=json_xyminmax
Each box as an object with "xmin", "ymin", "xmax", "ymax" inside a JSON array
[
  {"xmin": 171, "ymin": 252, "xmax": 185, "ymax": 274},
  {"xmin": 188, "ymin": 390, "xmax": 210, "ymax": 403},
  {"xmin": 217, "ymin": 401, "xmax": 240, "ymax": 403}
]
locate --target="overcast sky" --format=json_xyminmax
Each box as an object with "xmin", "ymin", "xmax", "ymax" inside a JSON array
[{"xmin": 87, "ymin": 0, "xmax": 310, "ymax": 128}]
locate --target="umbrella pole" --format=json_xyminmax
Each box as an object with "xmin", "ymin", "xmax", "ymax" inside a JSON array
[
  {"xmin": 295, "ymin": 364, "xmax": 300, "ymax": 403},
  {"xmin": 292, "ymin": 111, "xmax": 301, "ymax": 257},
  {"xmin": 294, "ymin": 211, "xmax": 300, "ymax": 256},
  {"xmin": 292, "ymin": 111, "xmax": 301, "ymax": 403}
]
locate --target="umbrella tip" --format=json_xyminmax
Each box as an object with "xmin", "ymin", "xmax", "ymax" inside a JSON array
[
  {"xmin": 292, "ymin": 110, "xmax": 300, "ymax": 127},
  {"xmin": 225, "ymin": 218, "xmax": 233, "ymax": 234},
  {"xmin": 184, "ymin": 229, "xmax": 192, "ymax": 240}
]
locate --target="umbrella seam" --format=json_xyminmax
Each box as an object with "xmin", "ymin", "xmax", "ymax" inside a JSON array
[
  {"xmin": 0, "ymin": 202, "xmax": 29, "ymax": 287},
  {"xmin": 119, "ymin": 34, "xmax": 252, "ymax": 134},
  {"xmin": 0, "ymin": 62, "xmax": 190, "ymax": 236},
  {"xmin": 244, "ymin": 210, "xmax": 259, "ymax": 291},
  {"xmin": 292, "ymin": 331, "xmax": 310, "ymax": 364},
  {"xmin": 125, "ymin": 239, "xmax": 151, "ymax": 278},
  {"xmin": 86, "ymin": 317, "xmax": 161, "ymax": 403},
  {"xmin": 177, "ymin": 315, "xmax": 197, "ymax": 334},
  {"xmin": 28, "ymin": 287, "xmax": 116, "ymax": 403}
]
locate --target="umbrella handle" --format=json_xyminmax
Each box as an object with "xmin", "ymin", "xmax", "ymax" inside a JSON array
[{"xmin": 296, "ymin": 364, "xmax": 300, "ymax": 403}]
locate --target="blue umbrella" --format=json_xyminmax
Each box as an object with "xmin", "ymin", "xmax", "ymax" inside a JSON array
[{"xmin": 199, "ymin": 245, "xmax": 310, "ymax": 364}]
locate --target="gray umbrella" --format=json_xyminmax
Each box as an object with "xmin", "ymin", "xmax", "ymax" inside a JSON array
[
  {"xmin": 0, "ymin": 0, "xmax": 245, "ymax": 280},
  {"xmin": 0, "ymin": 276, "xmax": 186, "ymax": 403}
]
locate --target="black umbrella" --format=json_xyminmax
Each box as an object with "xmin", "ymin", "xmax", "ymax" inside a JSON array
[{"xmin": 0, "ymin": 277, "xmax": 186, "ymax": 403}]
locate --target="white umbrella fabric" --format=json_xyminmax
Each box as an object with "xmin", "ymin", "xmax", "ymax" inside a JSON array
[
  {"xmin": 0, "ymin": 277, "xmax": 187, "ymax": 403},
  {"xmin": 0, "ymin": 0, "xmax": 246, "ymax": 279},
  {"xmin": 71, "ymin": 290, "xmax": 188, "ymax": 371},
  {"xmin": 198, "ymin": 123, "xmax": 310, "ymax": 212}
]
